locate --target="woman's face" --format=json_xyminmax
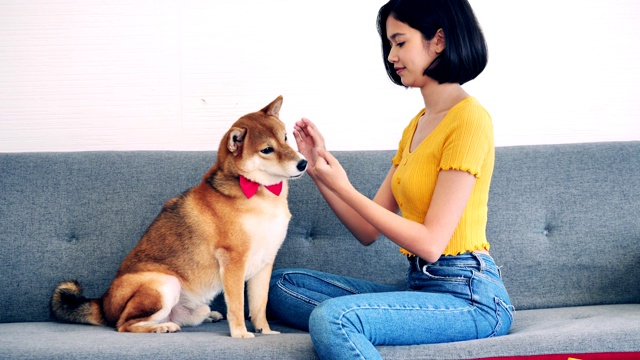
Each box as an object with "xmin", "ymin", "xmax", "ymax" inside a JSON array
[{"xmin": 386, "ymin": 15, "xmax": 441, "ymax": 88}]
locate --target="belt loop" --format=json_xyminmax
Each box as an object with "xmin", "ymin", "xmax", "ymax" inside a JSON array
[
  {"xmin": 414, "ymin": 256, "xmax": 429, "ymax": 273},
  {"xmin": 472, "ymin": 252, "xmax": 487, "ymax": 271}
]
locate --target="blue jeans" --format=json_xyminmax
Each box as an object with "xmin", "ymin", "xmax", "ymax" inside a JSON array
[{"xmin": 267, "ymin": 252, "xmax": 514, "ymax": 360}]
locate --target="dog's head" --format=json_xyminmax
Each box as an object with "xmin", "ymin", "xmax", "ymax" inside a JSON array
[{"xmin": 218, "ymin": 96, "xmax": 307, "ymax": 186}]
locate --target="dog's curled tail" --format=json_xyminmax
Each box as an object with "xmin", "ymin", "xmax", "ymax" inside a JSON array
[{"xmin": 51, "ymin": 280, "xmax": 105, "ymax": 326}]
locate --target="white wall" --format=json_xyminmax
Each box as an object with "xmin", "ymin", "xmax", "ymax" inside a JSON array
[{"xmin": 0, "ymin": 0, "xmax": 638, "ymax": 152}]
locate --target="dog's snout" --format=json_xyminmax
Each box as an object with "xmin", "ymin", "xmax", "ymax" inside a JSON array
[{"xmin": 297, "ymin": 159, "xmax": 308, "ymax": 172}]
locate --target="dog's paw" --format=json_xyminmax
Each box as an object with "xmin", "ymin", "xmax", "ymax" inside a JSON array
[
  {"xmin": 204, "ymin": 311, "xmax": 224, "ymax": 323},
  {"xmin": 256, "ymin": 328, "xmax": 280, "ymax": 335},
  {"xmin": 151, "ymin": 322, "xmax": 181, "ymax": 333},
  {"xmin": 231, "ymin": 330, "xmax": 255, "ymax": 339}
]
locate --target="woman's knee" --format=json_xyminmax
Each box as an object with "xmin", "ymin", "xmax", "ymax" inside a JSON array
[
  {"xmin": 269, "ymin": 268, "xmax": 302, "ymax": 290},
  {"xmin": 269, "ymin": 268, "xmax": 285, "ymax": 287},
  {"xmin": 309, "ymin": 297, "xmax": 361, "ymax": 335},
  {"xmin": 309, "ymin": 299, "xmax": 379, "ymax": 359},
  {"xmin": 270, "ymin": 268, "xmax": 290, "ymax": 282},
  {"xmin": 308, "ymin": 301, "xmax": 330, "ymax": 333}
]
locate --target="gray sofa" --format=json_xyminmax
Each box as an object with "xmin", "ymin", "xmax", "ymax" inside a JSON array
[{"xmin": 1, "ymin": 141, "xmax": 639, "ymax": 359}]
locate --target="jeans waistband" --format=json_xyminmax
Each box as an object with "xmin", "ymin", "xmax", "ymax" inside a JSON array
[{"xmin": 408, "ymin": 252, "xmax": 495, "ymax": 271}]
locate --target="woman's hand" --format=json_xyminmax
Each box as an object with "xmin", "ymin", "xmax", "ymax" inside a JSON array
[
  {"xmin": 313, "ymin": 148, "xmax": 354, "ymax": 196},
  {"xmin": 293, "ymin": 118, "xmax": 353, "ymax": 195},
  {"xmin": 293, "ymin": 118, "xmax": 326, "ymax": 177}
]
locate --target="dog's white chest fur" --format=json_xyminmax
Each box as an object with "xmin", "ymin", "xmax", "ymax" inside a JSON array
[{"xmin": 241, "ymin": 201, "xmax": 291, "ymax": 279}]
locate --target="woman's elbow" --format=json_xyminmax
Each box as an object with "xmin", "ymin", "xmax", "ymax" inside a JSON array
[
  {"xmin": 354, "ymin": 229, "xmax": 380, "ymax": 246},
  {"xmin": 418, "ymin": 252, "xmax": 442, "ymax": 263},
  {"xmin": 413, "ymin": 243, "xmax": 443, "ymax": 263}
]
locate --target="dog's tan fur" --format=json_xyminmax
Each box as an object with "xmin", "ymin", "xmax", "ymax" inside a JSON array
[{"xmin": 51, "ymin": 96, "xmax": 306, "ymax": 338}]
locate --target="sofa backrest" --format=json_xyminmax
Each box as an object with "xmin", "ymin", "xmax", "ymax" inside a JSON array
[
  {"xmin": 487, "ymin": 141, "xmax": 640, "ymax": 310},
  {"xmin": 1, "ymin": 141, "xmax": 638, "ymax": 323}
]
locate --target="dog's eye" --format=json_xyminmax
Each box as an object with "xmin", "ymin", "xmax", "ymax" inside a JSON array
[
  {"xmin": 285, "ymin": 135, "xmax": 288, "ymax": 142},
  {"xmin": 261, "ymin": 147, "xmax": 274, "ymax": 155}
]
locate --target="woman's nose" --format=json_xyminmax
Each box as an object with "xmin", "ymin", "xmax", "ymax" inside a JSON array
[{"xmin": 387, "ymin": 47, "xmax": 398, "ymax": 63}]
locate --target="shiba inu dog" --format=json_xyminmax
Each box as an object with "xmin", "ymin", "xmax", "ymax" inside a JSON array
[{"xmin": 51, "ymin": 96, "xmax": 307, "ymax": 338}]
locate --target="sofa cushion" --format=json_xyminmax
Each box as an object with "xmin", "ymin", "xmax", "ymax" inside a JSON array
[{"xmin": 0, "ymin": 304, "xmax": 638, "ymax": 359}]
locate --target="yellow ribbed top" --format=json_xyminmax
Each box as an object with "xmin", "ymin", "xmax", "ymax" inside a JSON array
[{"xmin": 391, "ymin": 97, "xmax": 494, "ymax": 256}]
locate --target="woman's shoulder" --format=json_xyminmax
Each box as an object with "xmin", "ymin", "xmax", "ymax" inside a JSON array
[
  {"xmin": 444, "ymin": 97, "xmax": 493, "ymax": 140},
  {"xmin": 450, "ymin": 97, "xmax": 491, "ymax": 120}
]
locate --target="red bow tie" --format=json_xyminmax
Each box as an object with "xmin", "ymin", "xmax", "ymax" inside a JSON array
[{"xmin": 239, "ymin": 175, "xmax": 283, "ymax": 199}]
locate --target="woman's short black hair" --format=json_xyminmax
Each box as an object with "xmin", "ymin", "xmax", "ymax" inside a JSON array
[{"xmin": 377, "ymin": 0, "xmax": 488, "ymax": 86}]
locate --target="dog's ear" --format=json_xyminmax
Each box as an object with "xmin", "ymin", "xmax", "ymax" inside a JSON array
[
  {"xmin": 227, "ymin": 127, "xmax": 247, "ymax": 155},
  {"xmin": 260, "ymin": 95, "xmax": 283, "ymax": 118}
]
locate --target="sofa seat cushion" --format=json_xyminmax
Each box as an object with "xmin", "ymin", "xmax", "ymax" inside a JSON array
[
  {"xmin": 1, "ymin": 304, "xmax": 638, "ymax": 360},
  {"xmin": 376, "ymin": 304, "xmax": 640, "ymax": 359},
  {"xmin": 0, "ymin": 321, "xmax": 315, "ymax": 360}
]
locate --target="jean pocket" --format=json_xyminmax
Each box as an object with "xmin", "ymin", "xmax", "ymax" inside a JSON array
[
  {"xmin": 409, "ymin": 266, "xmax": 472, "ymax": 299},
  {"xmin": 421, "ymin": 265, "xmax": 471, "ymax": 282}
]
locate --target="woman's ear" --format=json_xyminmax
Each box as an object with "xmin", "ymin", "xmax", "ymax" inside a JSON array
[{"xmin": 434, "ymin": 28, "xmax": 446, "ymax": 54}]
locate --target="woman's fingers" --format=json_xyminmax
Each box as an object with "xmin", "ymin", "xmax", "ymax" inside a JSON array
[{"xmin": 300, "ymin": 118, "xmax": 326, "ymax": 150}]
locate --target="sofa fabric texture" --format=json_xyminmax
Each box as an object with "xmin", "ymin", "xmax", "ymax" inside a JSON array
[{"xmin": 1, "ymin": 141, "xmax": 639, "ymax": 359}]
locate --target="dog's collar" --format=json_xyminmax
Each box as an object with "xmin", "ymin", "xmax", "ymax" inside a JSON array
[{"xmin": 239, "ymin": 175, "xmax": 282, "ymax": 199}]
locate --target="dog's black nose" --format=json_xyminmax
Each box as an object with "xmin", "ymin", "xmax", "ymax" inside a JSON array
[{"xmin": 297, "ymin": 159, "xmax": 308, "ymax": 172}]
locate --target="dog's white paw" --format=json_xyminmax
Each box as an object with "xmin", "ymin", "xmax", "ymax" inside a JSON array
[
  {"xmin": 204, "ymin": 311, "xmax": 224, "ymax": 322},
  {"xmin": 231, "ymin": 330, "xmax": 255, "ymax": 339},
  {"xmin": 256, "ymin": 328, "xmax": 280, "ymax": 335},
  {"xmin": 152, "ymin": 322, "xmax": 181, "ymax": 333}
]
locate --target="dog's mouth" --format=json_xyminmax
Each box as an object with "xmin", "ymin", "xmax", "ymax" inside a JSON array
[
  {"xmin": 288, "ymin": 173, "xmax": 305, "ymax": 180},
  {"xmin": 245, "ymin": 170, "xmax": 305, "ymax": 184}
]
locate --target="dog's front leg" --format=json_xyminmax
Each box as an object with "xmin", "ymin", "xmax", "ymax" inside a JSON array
[
  {"xmin": 217, "ymin": 250, "xmax": 253, "ymax": 338},
  {"xmin": 247, "ymin": 262, "xmax": 280, "ymax": 335}
]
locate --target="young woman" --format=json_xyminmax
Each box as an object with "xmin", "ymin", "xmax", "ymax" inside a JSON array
[{"xmin": 267, "ymin": 0, "xmax": 513, "ymax": 358}]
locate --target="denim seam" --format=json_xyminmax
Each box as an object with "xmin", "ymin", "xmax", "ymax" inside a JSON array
[
  {"xmin": 488, "ymin": 296, "xmax": 515, "ymax": 338},
  {"xmin": 276, "ymin": 282, "xmax": 320, "ymax": 306},
  {"xmin": 336, "ymin": 319, "xmax": 367, "ymax": 360},
  {"xmin": 293, "ymin": 271, "xmax": 363, "ymax": 294},
  {"xmin": 338, "ymin": 304, "xmax": 475, "ymax": 320},
  {"xmin": 420, "ymin": 268, "xmax": 470, "ymax": 283},
  {"xmin": 335, "ymin": 305, "xmax": 476, "ymax": 359},
  {"xmin": 354, "ymin": 305, "xmax": 474, "ymax": 312},
  {"xmin": 277, "ymin": 271, "xmax": 362, "ymax": 306},
  {"xmin": 471, "ymin": 269, "xmax": 507, "ymax": 289}
]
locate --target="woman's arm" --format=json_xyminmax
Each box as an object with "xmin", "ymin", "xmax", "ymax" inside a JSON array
[
  {"xmin": 294, "ymin": 118, "xmax": 398, "ymax": 245},
  {"xmin": 314, "ymin": 149, "xmax": 476, "ymax": 263},
  {"xmin": 312, "ymin": 165, "xmax": 399, "ymax": 246}
]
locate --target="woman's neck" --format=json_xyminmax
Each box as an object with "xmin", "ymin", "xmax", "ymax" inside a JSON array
[{"xmin": 419, "ymin": 82, "xmax": 468, "ymax": 116}]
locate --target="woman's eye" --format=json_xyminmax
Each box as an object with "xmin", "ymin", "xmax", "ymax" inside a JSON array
[
  {"xmin": 396, "ymin": 42, "xmax": 405, "ymax": 47},
  {"xmin": 261, "ymin": 147, "xmax": 274, "ymax": 154}
]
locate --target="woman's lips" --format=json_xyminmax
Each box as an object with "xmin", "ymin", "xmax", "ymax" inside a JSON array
[{"xmin": 395, "ymin": 67, "xmax": 405, "ymax": 75}]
